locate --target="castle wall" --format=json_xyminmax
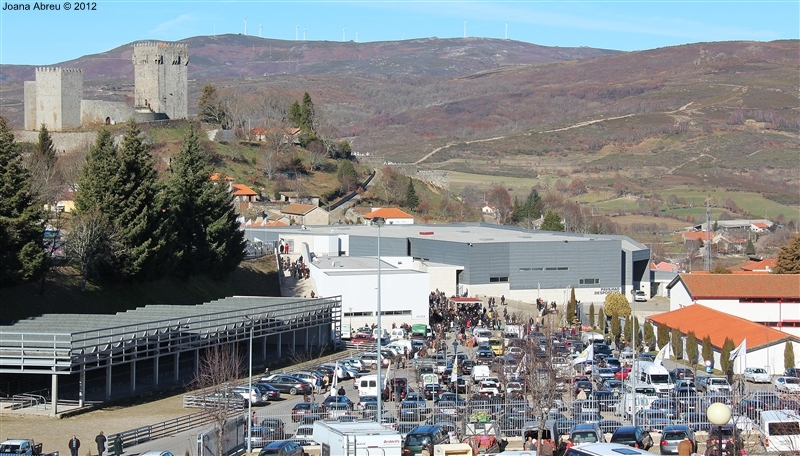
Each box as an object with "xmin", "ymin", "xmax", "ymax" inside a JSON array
[
  {"xmin": 133, "ymin": 42, "xmax": 188, "ymax": 119},
  {"xmin": 13, "ymin": 130, "xmax": 97, "ymax": 155},
  {"xmin": 34, "ymin": 68, "xmax": 83, "ymax": 131},
  {"xmin": 24, "ymin": 81, "xmax": 37, "ymax": 130},
  {"xmin": 81, "ymin": 100, "xmax": 135, "ymax": 126}
]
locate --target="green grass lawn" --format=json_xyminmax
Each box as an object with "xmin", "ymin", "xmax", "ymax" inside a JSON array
[{"xmin": 659, "ymin": 188, "xmax": 799, "ymax": 221}]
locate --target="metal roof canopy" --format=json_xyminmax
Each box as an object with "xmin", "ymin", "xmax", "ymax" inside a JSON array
[{"xmin": 0, "ymin": 296, "xmax": 341, "ymax": 374}]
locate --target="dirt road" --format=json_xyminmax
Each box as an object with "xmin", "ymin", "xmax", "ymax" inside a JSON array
[{"xmin": 0, "ymin": 394, "xmax": 187, "ymax": 455}]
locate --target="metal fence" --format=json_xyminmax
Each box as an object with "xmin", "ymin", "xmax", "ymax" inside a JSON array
[{"xmin": 117, "ymin": 410, "xmax": 214, "ymax": 448}]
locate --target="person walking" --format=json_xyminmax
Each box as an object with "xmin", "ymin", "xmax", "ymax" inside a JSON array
[
  {"xmin": 95, "ymin": 431, "xmax": 107, "ymax": 456},
  {"xmin": 677, "ymin": 436, "xmax": 693, "ymax": 456},
  {"xmin": 112, "ymin": 435, "xmax": 123, "ymax": 456},
  {"xmin": 68, "ymin": 436, "xmax": 81, "ymax": 456}
]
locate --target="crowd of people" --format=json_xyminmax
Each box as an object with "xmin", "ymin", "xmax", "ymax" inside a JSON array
[{"xmin": 281, "ymin": 254, "xmax": 310, "ymax": 280}]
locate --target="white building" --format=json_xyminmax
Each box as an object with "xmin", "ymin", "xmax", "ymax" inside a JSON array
[
  {"xmin": 363, "ymin": 207, "xmax": 415, "ymax": 225},
  {"xmin": 667, "ymin": 273, "xmax": 800, "ymax": 337},
  {"xmin": 648, "ymin": 304, "xmax": 800, "ymax": 375}
]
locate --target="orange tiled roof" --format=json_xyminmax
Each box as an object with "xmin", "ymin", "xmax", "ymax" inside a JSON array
[
  {"xmin": 652, "ymin": 262, "xmax": 680, "ymax": 272},
  {"xmin": 682, "ymin": 231, "xmax": 714, "ymax": 241},
  {"xmin": 647, "ymin": 304, "xmax": 798, "ymax": 349},
  {"xmin": 363, "ymin": 207, "xmax": 414, "ymax": 219},
  {"xmin": 752, "ymin": 222, "xmax": 769, "ymax": 229},
  {"xmin": 232, "ymin": 184, "xmax": 257, "ymax": 196},
  {"xmin": 672, "ymin": 273, "xmax": 800, "ymax": 299},
  {"xmin": 741, "ymin": 258, "xmax": 778, "ymax": 272},
  {"xmin": 282, "ymin": 203, "xmax": 317, "ymax": 215},
  {"xmin": 265, "ymin": 220, "xmax": 287, "ymax": 227},
  {"xmin": 210, "ymin": 173, "xmax": 234, "ymax": 181}
]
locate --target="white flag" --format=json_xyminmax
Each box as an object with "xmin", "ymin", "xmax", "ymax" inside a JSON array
[
  {"xmin": 730, "ymin": 338, "xmax": 746, "ymax": 361},
  {"xmin": 654, "ymin": 344, "xmax": 670, "ymax": 367},
  {"xmin": 573, "ymin": 344, "xmax": 594, "ymax": 365}
]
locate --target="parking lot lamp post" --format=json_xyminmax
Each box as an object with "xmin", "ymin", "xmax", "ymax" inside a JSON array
[
  {"xmin": 374, "ymin": 216, "xmax": 385, "ymax": 423},
  {"xmin": 349, "ymin": 307, "xmax": 353, "ymax": 336},
  {"xmin": 244, "ymin": 316, "xmax": 254, "ymax": 453},
  {"xmin": 707, "ymin": 402, "xmax": 731, "ymax": 456}
]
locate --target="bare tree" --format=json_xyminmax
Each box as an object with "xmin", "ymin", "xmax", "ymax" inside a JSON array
[
  {"xmin": 191, "ymin": 345, "xmax": 244, "ymax": 456},
  {"xmin": 306, "ymin": 140, "xmax": 327, "ymax": 171},
  {"xmin": 57, "ymin": 143, "xmax": 89, "ymax": 191},
  {"xmin": 262, "ymin": 131, "xmax": 288, "ymax": 180},
  {"xmin": 66, "ymin": 208, "xmax": 122, "ymax": 291},
  {"xmin": 487, "ymin": 186, "xmax": 513, "ymax": 225}
]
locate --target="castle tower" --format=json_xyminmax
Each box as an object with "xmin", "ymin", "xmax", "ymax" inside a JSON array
[
  {"xmin": 132, "ymin": 42, "xmax": 188, "ymax": 120},
  {"xmin": 32, "ymin": 67, "xmax": 83, "ymax": 131}
]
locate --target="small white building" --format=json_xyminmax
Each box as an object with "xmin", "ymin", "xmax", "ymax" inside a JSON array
[
  {"xmin": 667, "ymin": 273, "xmax": 800, "ymax": 337},
  {"xmin": 363, "ymin": 207, "xmax": 415, "ymax": 225}
]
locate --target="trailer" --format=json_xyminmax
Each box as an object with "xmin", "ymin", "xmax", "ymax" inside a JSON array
[{"xmin": 313, "ymin": 419, "xmax": 403, "ymax": 456}]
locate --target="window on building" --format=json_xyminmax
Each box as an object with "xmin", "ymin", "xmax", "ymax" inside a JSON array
[
  {"xmin": 489, "ymin": 277, "xmax": 509, "ymax": 282},
  {"xmin": 383, "ymin": 310, "xmax": 412, "ymax": 316},
  {"xmin": 580, "ymin": 279, "xmax": 600, "ymax": 285}
]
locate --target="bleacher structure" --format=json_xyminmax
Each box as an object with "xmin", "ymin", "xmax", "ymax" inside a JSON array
[{"xmin": 0, "ymin": 296, "xmax": 341, "ymax": 414}]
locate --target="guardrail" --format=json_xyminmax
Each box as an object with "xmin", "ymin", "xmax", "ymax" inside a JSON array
[
  {"xmin": 118, "ymin": 410, "xmax": 213, "ymax": 447},
  {"xmin": 9, "ymin": 392, "xmax": 47, "ymax": 410}
]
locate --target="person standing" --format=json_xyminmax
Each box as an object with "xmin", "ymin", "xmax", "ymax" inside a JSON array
[
  {"xmin": 68, "ymin": 435, "xmax": 81, "ymax": 456},
  {"xmin": 112, "ymin": 435, "xmax": 123, "ymax": 456},
  {"xmin": 95, "ymin": 431, "xmax": 107, "ymax": 456}
]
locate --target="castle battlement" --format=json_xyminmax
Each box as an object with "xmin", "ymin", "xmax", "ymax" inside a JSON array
[
  {"xmin": 36, "ymin": 67, "xmax": 82, "ymax": 74},
  {"xmin": 134, "ymin": 41, "xmax": 188, "ymax": 49}
]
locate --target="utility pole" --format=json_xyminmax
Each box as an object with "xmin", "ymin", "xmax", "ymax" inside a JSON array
[{"xmin": 704, "ymin": 198, "xmax": 712, "ymax": 271}]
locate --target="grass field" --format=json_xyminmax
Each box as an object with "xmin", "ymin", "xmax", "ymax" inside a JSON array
[{"xmin": 659, "ymin": 188, "xmax": 799, "ymax": 221}]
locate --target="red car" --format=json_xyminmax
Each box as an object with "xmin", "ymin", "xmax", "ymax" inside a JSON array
[
  {"xmin": 351, "ymin": 335, "xmax": 374, "ymax": 344},
  {"xmin": 615, "ymin": 367, "xmax": 632, "ymax": 380}
]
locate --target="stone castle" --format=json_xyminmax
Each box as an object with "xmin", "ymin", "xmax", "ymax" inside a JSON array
[{"xmin": 24, "ymin": 42, "xmax": 188, "ymax": 131}]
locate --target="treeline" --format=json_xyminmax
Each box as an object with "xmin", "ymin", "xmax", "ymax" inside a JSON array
[{"xmin": 0, "ymin": 117, "xmax": 245, "ymax": 290}]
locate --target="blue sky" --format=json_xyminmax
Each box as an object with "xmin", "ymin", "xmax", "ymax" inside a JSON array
[{"xmin": 0, "ymin": 1, "xmax": 797, "ymax": 65}]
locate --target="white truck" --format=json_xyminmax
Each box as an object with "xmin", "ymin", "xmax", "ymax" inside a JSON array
[
  {"xmin": 313, "ymin": 419, "xmax": 402, "ymax": 456},
  {"xmin": 0, "ymin": 440, "xmax": 46, "ymax": 456},
  {"xmin": 760, "ymin": 409, "xmax": 800, "ymax": 453}
]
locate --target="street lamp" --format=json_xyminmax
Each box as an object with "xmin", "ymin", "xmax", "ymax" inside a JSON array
[
  {"xmin": 374, "ymin": 216, "xmax": 385, "ymax": 424},
  {"xmin": 707, "ymin": 402, "xmax": 732, "ymax": 456},
  {"xmin": 243, "ymin": 315, "xmax": 254, "ymax": 453},
  {"xmin": 349, "ymin": 307, "xmax": 353, "ymax": 337}
]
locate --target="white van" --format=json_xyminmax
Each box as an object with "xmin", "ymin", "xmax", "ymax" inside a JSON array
[
  {"xmin": 581, "ymin": 332, "xmax": 605, "ymax": 345},
  {"xmin": 387, "ymin": 339, "xmax": 412, "ymax": 354},
  {"xmin": 634, "ymin": 361, "xmax": 672, "ymax": 395},
  {"xmin": 357, "ymin": 374, "xmax": 386, "ymax": 397},
  {"xmin": 472, "ymin": 365, "xmax": 491, "ymax": 384},
  {"xmin": 761, "ymin": 409, "xmax": 800, "ymax": 453},
  {"xmin": 390, "ymin": 328, "xmax": 407, "ymax": 341},
  {"xmin": 373, "ymin": 328, "xmax": 389, "ymax": 339}
]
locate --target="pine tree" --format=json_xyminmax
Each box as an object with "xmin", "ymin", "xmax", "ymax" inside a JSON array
[
  {"xmin": 644, "ymin": 321, "xmax": 655, "ymax": 349},
  {"xmin": 611, "ymin": 314, "xmax": 621, "ymax": 337},
  {"xmin": 786, "ymin": 343, "xmax": 796, "ymax": 370},
  {"xmin": 405, "ymin": 178, "xmax": 419, "ymax": 209},
  {"xmin": 567, "ymin": 287, "xmax": 577, "ymax": 324},
  {"xmin": 598, "ymin": 308, "xmax": 606, "ymax": 333},
  {"xmin": 300, "ymin": 92, "xmax": 315, "ymax": 132},
  {"xmin": 721, "ymin": 337, "xmax": 735, "ymax": 374},
  {"xmin": 541, "ymin": 210, "xmax": 564, "ymax": 232},
  {"xmin": 671, "ymin": 328, "xmax": 683, "ymax": 359},
  {"xmin": 589, "ymin": 303, "xmax": 595, "ymax": 327},
  {"xmin": 774, "ymin": 234, "xmax": 800, "ymax": 274},
  {"xmin": 657, "ymin": 323, "xmax": 670, "ymax": 349},
  {"xmin": 75, "ymin": 130, "xmax": 118, "ymax": 215},
  {"xmin": 686, "ymin": 331, "xmax": 698, "ymax": 364},
  {"xmin": 113, "ymin": 122, "xmax": 162, "ymax": 279},
  {"xmin": 166, "ymin": 124, "xmax": 245, "ymax": 278},
  {"xmin": 745, "ymin": 238, "xmax": 756, "ymax": 256},
  {"xmin": 28, "ymin": 124, "xmax": 60, "ymax": 205},
  {"xmin": 623, "ymin": 316, "xmax": 632, "ymax": 343},
  {"xmin": 702, "ymin": 336, "xmax": 714, "ymax": 366},
  {"xmin": 0, "ymin": 117, "xmax": 47, "ymax": 286},
  {"xmin": 633, "ymin": 317, "xmax": 641, "ymax": 346}
]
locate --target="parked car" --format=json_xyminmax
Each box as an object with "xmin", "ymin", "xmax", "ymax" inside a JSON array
[
  {"xmin": 615, "ymin": 367, "xmax": 632, "ymax": 380},
  {"xmin": 253, "ymin": 382, "xmax": 281, "ymax": 401},
  {"xmin": 260, "ymin": 374, "xmax": 312, "ymax": 395},
  {"xmin": 321, "ymin": 395, "xmax": 354, "ymax": 410},
  {"xmin": 785, "ymin": 368, "xmax": 800, "ymax": 378},
  {"xmin": 610, "ymin": 425, "xmax": 654, "ymax": 450},
  {"xmin": 291, "ymin": 402, "xmax": 320, "ymax": 422},
  {"xmin": 775, "ymin": 376, "xmax": 800, "ymax": 393},
  {"xmin": 744, "ymin": 367, "xmax": 771, "ymax": 383},
  {"xmin": 696, "ymin": 376, "xmax": 731, "ymax": 394},
  {"xmin": 570, "ymin": 423, "xmax": 605, "ymax": 445},
  {"xmin": 659, "ymin": 425, "xmax": 696, "ymax": 455},
  {"xmin": 257, "ymin": 440, "xmax": 304, "ymax": 456},
  {"xmin": 232, "ymin": 386, "xmax": 264, "ymax": 405},
  {"xmin": 292, "ymin": 424, "xmax": 315, "ymax": 446}
]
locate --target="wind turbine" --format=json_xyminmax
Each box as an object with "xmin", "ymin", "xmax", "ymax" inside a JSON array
[
  {"xmin": 259, "ymin": 24, "xmax": 262, "ymax": 38},
  {"xmin": 343, "ymin": 28, "xmax": 346, "ymax": 42},
  {"xmin": 356, "ymin": 31, "xmax": 359, "ymax": 42},
  {"xmin": 303, "ymin": 29, "xmax": 306, "ymax": 40},
  {"xmin": 296, "ymin": 25, "xmax": 299, "ymax": 40},
  {"xmin": 464, "ymin": 21, "xmax": 466, "ymax": 38},
  {"xmin": 505, "ymin": 22, "xmax": 508, "ymax": 40},
  {"xmin": 244, "ymin": 19, "xmax": 247, "ymax": 36}
]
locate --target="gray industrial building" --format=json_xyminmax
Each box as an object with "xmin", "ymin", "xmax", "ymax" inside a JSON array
[{"xmin": 246, "ymin": 222, "xmax": 650, "ymax": 305}]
